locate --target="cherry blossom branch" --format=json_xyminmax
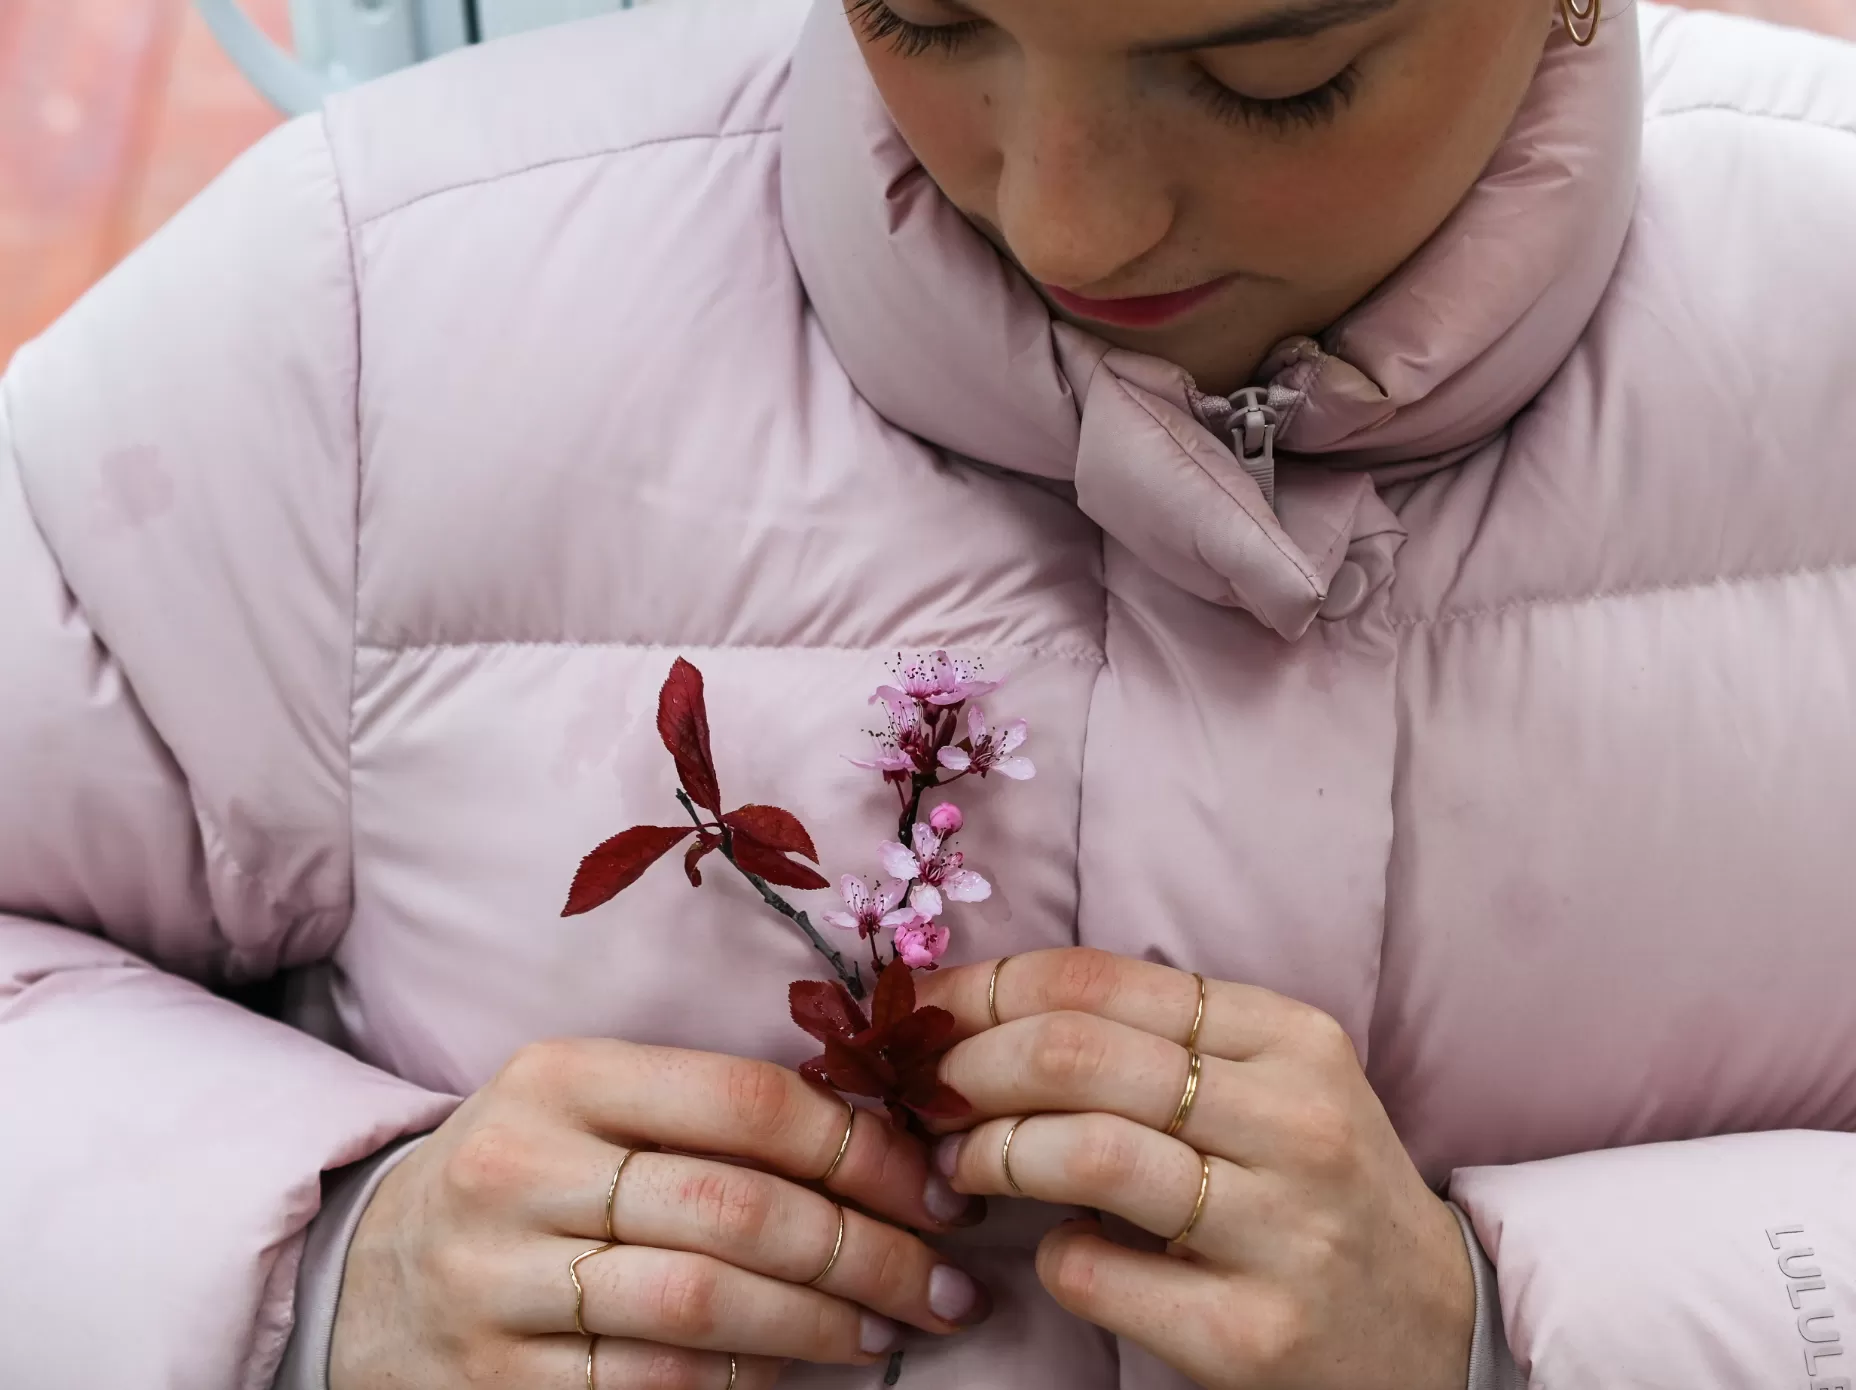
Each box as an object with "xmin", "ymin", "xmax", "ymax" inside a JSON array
[{"xmin": 677, "ymin": 790, "xmax": 866, "ymax": 1000}]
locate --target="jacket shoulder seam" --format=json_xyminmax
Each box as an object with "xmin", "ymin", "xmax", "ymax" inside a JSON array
[
  {"xmin": 1395, "ymin": 558, "xmax": 1856, "ymax": 632},
  {"xmin": 355, "ymin": 125, "xmax": 782, "ymax": 230}
]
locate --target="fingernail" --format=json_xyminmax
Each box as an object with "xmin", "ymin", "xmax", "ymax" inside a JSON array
[
  {"xmin": 928, "ymin": 1265, "xmax": 989, "ymax": 1325},
  {"xmin": 860, "ymin": 1313, "xmax": 903, "ymax": 1356},
  {"xmin": 934, "ymin": 1135, "xmax": 963, "ymax": 1180},
  {"xmin": 922, "ymin": 1170, "xmax": 972, "ymax": 1225}
]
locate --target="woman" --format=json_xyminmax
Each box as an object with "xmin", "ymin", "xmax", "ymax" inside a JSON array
[{"xmin": 4, "ymin": 0, "xmax": 1854, "ymax": 1385}]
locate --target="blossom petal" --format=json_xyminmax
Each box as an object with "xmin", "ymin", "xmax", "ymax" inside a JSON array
[
  {"xmin": 910, "ymin": 883, "xmax": 945, "ymax": 918},
  {"xmin": 911, "ymin": 822, "xmax": 942, "ymax": 861},
  {"xmin": 998, "ymin": 719, "xmax": 1028, "ymax": 754},
  {"xmin": 876, "ymin": 878, "xmax": 909, "ymax": 913},
  {"xmin": 878, "ymin": 841, "xmax": 921, "ymax": 881},
  {"xmin": 821, "ymin": 909, "xmax": 861, "ymax": 933},
  {"xmin": 943, "ymin": 870, "xmax": 992, "ymax": 904},
  {"xmin": 879, "ymin": 906, "xmax": 921, "ymax": 929},
  {"xmin": 936, "ymin": 746, "xmax": 972, "ymax": 772},
  {"xmin": 895, "ymin": 920, "xmax": 950, "ymax": 969},
  {"xmin": 967, "ymin": 705, "xmax": 990, "ymax": 742},
  {"xmin": 995, "ymin": 756, "xmax": 1036, "ymax": 781}
]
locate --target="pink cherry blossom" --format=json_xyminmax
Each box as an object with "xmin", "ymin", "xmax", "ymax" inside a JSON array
[
  {"xmin": 893, "ymin": 915, "xmax": 951, "ymax": 969},
  {"xmin": 880, "ymin": 650, "xmax": 1000, "ymax": 708},
  {"xmin": 821, "ymin": 875, "xmax": 914, "ymax": 939},
  {"xmin": 878, "ymin": 823, "xmax": 992, "ymax": 919},
  {"xmin": 849, "ymin": 690, "xmax": 937, "ymax": 783},
  {"xmin": 936, "ymin": 705, "xmax": 1035, "ymax": 781},
  {"xmin": 928, "ymin": 802, "xmax": 964, "ymax": 834}
]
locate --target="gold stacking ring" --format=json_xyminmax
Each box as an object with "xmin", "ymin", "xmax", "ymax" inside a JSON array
[
  {"xmin": 1172, "ymin": 1153, "xmax": 1212, "ymax": 1246},
  {"xmin": 725, "ymin": 1354, "xmax": 739, "ymax": 1390},
  {"xmin": 570, "ymin": 1242, "xmax": 612, "ymax": 1337},
  {"xmin": 1185, "ymin": 972, "xmax": 1207, "ymax": 1051},
  {"xmin": 1000, "ymin": 1116, "xmax": 1028, "ymax": 1195},
  {"xmin": 585, "ymin": 1335, "xmax": 599, "ymax": 1390},
  {"xmin": 1165, "ymin": 1051, "xmax": 1203, "ymax": 1138},
  {"xmin": 807, "ymin": 1204, "xmax": 848, "ymax": 1287},
  {"xmin": 987, "ymin": 956, "xmax": 1013, "ymax": 1028},
  {"xmin": 605, "ymin": 1145, "xmax": 654, "ymax": 1244},
  {"xmin": 819, "ymin": 1099, "xmax": 857, "ymax": 1184}
]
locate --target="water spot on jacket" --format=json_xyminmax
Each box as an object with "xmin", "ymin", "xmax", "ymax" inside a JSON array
[
  {"xmin": 94, "ymin": 445, "xmax": 175, "ymax": 533},
  {"xmin": 553, "ymin": 669, "xmax": 650, "ymax": 786}
]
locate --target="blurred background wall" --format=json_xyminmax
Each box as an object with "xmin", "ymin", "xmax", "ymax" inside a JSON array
[{"xmin": 3, "ymin": 0, "xmax": 1853, "ymax": 369}]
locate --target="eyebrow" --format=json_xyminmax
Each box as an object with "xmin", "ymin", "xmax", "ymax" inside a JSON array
[{"xmin": 1136, "ymin": 0, "xmax": 1400, "ymax": 51}]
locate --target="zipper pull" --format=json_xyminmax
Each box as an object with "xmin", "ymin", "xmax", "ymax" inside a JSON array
[{"xmin": 1192, "ymin": 387, "xmax": 1279, "ymax": 509}]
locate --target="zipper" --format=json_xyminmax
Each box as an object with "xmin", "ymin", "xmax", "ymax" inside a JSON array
[{"xmin": 1191, "ymin": 387, "xmax": 1279, "ymax": 509}]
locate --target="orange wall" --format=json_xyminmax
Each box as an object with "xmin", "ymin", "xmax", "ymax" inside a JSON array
[{"xmin": 3, "ymin": 0, "xmax": 1852, "ymax": 370}]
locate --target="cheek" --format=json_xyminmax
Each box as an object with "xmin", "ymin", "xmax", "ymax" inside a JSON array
[{"xmin": 861, "ymin": 48, "xmax": 1003, "ymax": 216}]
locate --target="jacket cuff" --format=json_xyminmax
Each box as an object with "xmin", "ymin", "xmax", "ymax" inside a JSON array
[
  {"xmin": 273, "ymin": 1135, "xmax": 430, "ymax": 1390},
  {"xmin": 1447, "ymin": 1200, "xmax": 1526, "ymax": 1390}
]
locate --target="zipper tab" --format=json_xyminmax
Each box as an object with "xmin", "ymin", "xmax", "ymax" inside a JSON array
[{"xmin": 1192, "ymin": 387, "xmax": 1279, "ymax": 509}]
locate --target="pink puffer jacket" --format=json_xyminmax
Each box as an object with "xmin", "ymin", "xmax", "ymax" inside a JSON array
[{"xmin": 5, "ymin": 0, "xmax": 1856, "ymax": 1385}]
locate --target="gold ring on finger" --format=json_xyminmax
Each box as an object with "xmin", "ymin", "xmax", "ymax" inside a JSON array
[
  {"xmin": 1165, "ymin": 1050, "xmax": 1203, "ymax": 1138},
  {"xmin": 987, "ymin": 956, "xmax": 1013, "ymax": 1028},
  {"xmin": 1185, "ymin": 972, "xmax": 1207, "ymax": 1051},
  {"xmin": 1000, "ymin": 1116, "xmax": 1028, "ymax": 1195},
  {"xmin": 570, "ymin": 1243, "xmax": 613, "ymax": 1337},
  {"xmin": 806, "ymin": 1204, "xmax": 847, "ymax": 1287},
  {"xmin": 725, "ymin": 1353, "xmax": 738, "ymax": 1389},
  {"xmin": 818, "ymin": 1099, "xmax": 856, "ymax": 1184},
  {"xmin": 605, "ymin": 1145, "xmax": 654, "ymax": 1245},
  {"xmin": 1171, "ymin": 1153, "xmax": 1212, "ymax": 1246},
  {"xmin": 585, "ymin": 1334, "xmax": 599, "ymax": 1390}
]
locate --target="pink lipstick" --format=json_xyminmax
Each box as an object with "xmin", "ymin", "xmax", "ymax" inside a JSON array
[{"xmin": 1042, "ymin": 275, "xmax": 1234, "ymax": 330}]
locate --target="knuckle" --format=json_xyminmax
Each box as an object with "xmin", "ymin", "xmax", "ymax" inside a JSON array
[
  {"xmin": 721, "ymin": 1058, "xmax": 798, "ymax": 1144},
  {"xmin": 651, "ymin": 1261, "xmax": 722, "ymax": 1341},
  {"xmin": 1286, "ymin": 1005, "xmax": 1356, "ymax": 1065},
  {"xmin": 1065, "ymin": 1118, "xmax": 1143, "ymax": 1193},
  {"xmin": 1238, "ymin": 1292, "xmax": 1311, "ymax": 1372},
  {"xmin": 456, "ymin": 1339, "xmax": 518, "ymax": 1386},
  {"xmin": 442, "ymin": 1121, "xmax": 533, "ymax": 1204},
  {"xmin": 424, "ymin": 1236, "xmax": 494, "ymax": 1311},
  {"xmin": 684, "ymin": 1169, "xmax": 776, "ymax": 1249},
  {"xmin": 1044, "ymin": 948, "xmax": 1124, "ymax": 1015},
  {"xmin": 497, "ymin": 1038, "xmax": 584, "ymax": 1103},
  {"xmin": 1026, "ymin": 1013, "xmax": 1108, "ymax": 1091}
]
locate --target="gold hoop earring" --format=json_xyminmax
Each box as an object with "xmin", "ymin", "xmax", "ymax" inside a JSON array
[{"xmin": 1559, "ymin": 0, "xmax": 1601, "ymax": 47}]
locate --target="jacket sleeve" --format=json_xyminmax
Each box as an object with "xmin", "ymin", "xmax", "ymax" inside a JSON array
[
  {"xmin": 1452, "ymin": 1131, "xmax": 1856, "ymax": 1388},
  {"xmin": 0, "ymin": 114, "xmax": 455, "ymax": 1390}
]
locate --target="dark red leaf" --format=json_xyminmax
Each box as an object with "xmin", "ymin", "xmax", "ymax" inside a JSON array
[
  {"xmin": 657, "ymin": 659, "xmax": 722, "ymax": 813},
  {"xmin": 898, "ymin": 1078, "xmax": 972, "ymax": 1121},
  {"xmin": 563, "ymin": 825, "xmax": 696, "ymax": 916},
  {"xmin": 730, "ymin": 831, "xmax": 831, "ymax": 891},
  {"xmin": 722, "ymin": 805, "xmax": 820, "ymax": 862},
  {"xmin": 789, "ymin": 980, "xmax": 869, "ymax": 1044},
  {"xmin": 887, "ymin": 1004, "xmax": 956, "ymax": 1056},
  {"xmin": 870, "ymin": 958, "xmax": 917, "ymax": 1034},
  {"xmin": 801, "ymin": 1044, "xmax": 891, "ymax": 1099},
  {"xmin": 683, "ymin": 836, "xmax": 718, "ymax": 887}
]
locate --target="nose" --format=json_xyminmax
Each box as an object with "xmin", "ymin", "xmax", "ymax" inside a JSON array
[{"xmin": 992, "ymin": 62, "xmax": 1175, "ymax": 293}]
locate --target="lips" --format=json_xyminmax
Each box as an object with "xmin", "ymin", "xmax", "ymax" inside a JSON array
[{"xmin": 1041, "ymin": 275, "xmax": 1234, "ymax": 330}]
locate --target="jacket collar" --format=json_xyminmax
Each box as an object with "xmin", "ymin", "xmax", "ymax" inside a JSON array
[{"xmin": 781, "ymin": 1, "xmax": 1641, "ymax": 637}]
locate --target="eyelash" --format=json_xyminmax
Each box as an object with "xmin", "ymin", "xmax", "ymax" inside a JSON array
[{"xmin": 846, "ymin": 1, "xmax": 1361, "ymax": 133}]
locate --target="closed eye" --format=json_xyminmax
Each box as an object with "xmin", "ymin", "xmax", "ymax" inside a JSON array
[
  {"xmin": 1191, "ymin": 63, "xmax": 1361, "ymax": 132},
  {"xmin": 847, "ymin": 0, "xmax": 986, "ymax": 57}
]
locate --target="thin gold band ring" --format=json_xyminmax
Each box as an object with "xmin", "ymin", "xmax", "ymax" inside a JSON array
[
  {"xmin": 1000, "ymin": 1116, "xmax": 1028, "ymax": 1195},
  {"xmin": 1172, "ymin": 1153, "xmax": 1212, "ymax": 1246},
  {"xmin": 605, "ymin": 1145, "xmax": 654, "ymax": 1245},
  {"xmin": 819, "ymin": 1099, "xmax": 856, "ymax": 1184},
  {"xmin": 806, "ymin": 1205, "xmax": 848, "ymax": 1287},
  {"xmin": 585, "ymin": 1335, "xmax": 599, "ymax": 1390},
  {"xmin": 1185, "ymin": 973, "xmax": 1207, "ymax": 1051},
  {"xmin": 570, "ymin": 1242, "xmax": 613, "ymax": 1337},
  {"xmin": 987, "ymin": 956, "xmax": 1013, "ymax": 1028},
  {"xmin": 725, "ymin": 1354, "xmax": 738, "ymax": 1389},
  {"xmin": 1165, "ymin": 1051, "xmax": 1203, "ymax": 1138}
]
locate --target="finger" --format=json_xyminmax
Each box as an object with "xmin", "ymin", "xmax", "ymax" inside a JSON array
[
  {"xmin": 502, "ymin": 1040, "xmax": 977, "ymax": 1230},
  {"xmin": 602, "ymin": 1150, "xmax": 989, "ymax": 1333},
  {"xmin": 1036, "ymin": 1221, "xmax": 1242, "ymax": 1386},
  {"xmin": 537, "ymin": 1336, "xmax": 783, "ymax": 1390},
  {"xmin": 937, "ymin": 1113, "xmax": 1246, "ymax": 1251},
  {"xmin": 917, "ymin": 948, "xmax": 1312, "ymax": 1061},
  {"xmin": 517, "ymin": 1240, "xmax": 907, "ymax": 1365}
]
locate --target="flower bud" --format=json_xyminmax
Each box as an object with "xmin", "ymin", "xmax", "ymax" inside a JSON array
[{"xmin": 928, "ymin": 802, "xmax": 964, "ymax": 835}]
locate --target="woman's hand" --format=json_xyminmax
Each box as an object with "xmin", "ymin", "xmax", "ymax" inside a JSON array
[
  {"xmin": 916, "ymin": 949, "xmax": 1473, "ymax": 1390},
  {"xmin": 330, "ymin": 1038, "xmax": 991, "ymax": 1390}
]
